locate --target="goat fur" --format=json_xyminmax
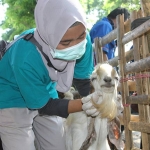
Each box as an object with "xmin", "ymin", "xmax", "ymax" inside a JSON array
[{"xmin": 65, "ymin": 63, "xmax": 123, "ymax": 150}]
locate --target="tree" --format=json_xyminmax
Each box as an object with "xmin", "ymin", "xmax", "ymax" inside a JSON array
[
  {"xmin": 1, "ymin": 0, "xmax": 140, "ymax": 40},
  {"xmin": 79, "ymin": 0, "xmax": 140, "ymax": 29},
  {"xmin": 79, "ymin": 0, "xmax": 105, "ymax": 19},
  {"xmin": 80, "ymin": 0, "xmax": 140, "ymax": 18},
  {"xmin": 1, "ymin": 0, "xmax": 36, "ymax": 40},
  {"xmin": 103, "ymin": 0, "xmax": 140, "ymax": 13}
]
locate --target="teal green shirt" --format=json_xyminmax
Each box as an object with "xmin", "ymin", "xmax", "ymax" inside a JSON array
[
  {"xmin": 0, "ymin": 29, "xmax": 94, "ymax": 109},
  {"xmin": 74, "ymin": 31, "xmax": 94, "ymax": 79},
  {"xmin": 0, "ymin": 30, "xmax": 58, "ymax": 109}
]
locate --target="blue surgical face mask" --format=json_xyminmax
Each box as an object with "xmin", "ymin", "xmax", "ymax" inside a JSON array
[{"xmin": 50, "ymin": 38, "xmax": 87, "ymax": 61}]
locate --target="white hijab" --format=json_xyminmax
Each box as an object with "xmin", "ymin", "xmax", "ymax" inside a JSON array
[{"xmin": 34, "ymin": 0, "xmax": 86, "ymax": 92}]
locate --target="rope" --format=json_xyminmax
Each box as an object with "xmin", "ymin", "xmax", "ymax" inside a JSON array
[
  {"xmin": 123, "ymin": 104, "xmax": 130, "ymax": 107},
  {"xmin": 120, "ymin": 73, "xmax": 150, "ymax": 83}
]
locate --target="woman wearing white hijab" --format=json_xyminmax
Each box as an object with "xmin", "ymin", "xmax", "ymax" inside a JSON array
[{"xmin": 0, "ymin": 0, "xmax": 101, "ymax": 150}]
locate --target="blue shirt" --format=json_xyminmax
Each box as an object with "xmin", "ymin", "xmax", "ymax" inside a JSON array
[
  {"xmin": 0, "ymin": 29, "xmax": 94, "ymax": 109},
  {"xmin": 90, "ymin": 17, "xmax": 116, "ymax": 59}
]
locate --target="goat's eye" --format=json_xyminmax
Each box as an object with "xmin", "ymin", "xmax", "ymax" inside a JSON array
[
  {"xmin": 115, "ymin": 77, "xmax": 119, "ymax": 80},
  {"xmin": 91, "ymin": 77, "xmax": 97, "ymax": 82}
]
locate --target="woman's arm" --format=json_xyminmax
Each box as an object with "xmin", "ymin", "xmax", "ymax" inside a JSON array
[
  {"xmin": 38, "ymin": 98, "xmax": 83, "ymax": 118},
  {"xmin": 68, "ymin": 99, "xmax": 82, "ymax": 113},
  {"xmin": 38, "ymin": 91, "xmax": 101, "ymax": 118}
]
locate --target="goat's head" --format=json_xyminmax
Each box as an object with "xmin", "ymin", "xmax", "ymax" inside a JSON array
[
  {"xmin": 91, "ymin": 63, "xmax": 119, "ymax": 94},
  {"xmin": 90, "ymin": 63, "xmax": 119, "ymax": 120}
]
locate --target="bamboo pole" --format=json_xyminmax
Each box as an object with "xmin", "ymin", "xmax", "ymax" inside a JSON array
[
  {"xmin": 131, "ymin": 11, "xmax": 145, "ymax": 125},
  {"xmin": 94, "ymin": 38, "xmax": 100, "ymax": 64},
  {"xmin": 117, "ymin": 14, "xmax": 133, "ymax": 150},
  {"xmin": 125, "ymin": 56, "xmax": 150, "ymax": 74},
  {"xmin": 97, "ymin": 38, "xmax": 104, "ymax": 63},
  {"xmin": 129, "ymin": 122, "xmax": 150, "ymax": 133},
  {"xmin": 131, "ymin": 115, "xmax": 139, "ymax": 122},
  {"xmin": 140, "ymin": 0, "xmax": 150, "ymax": 17},
  {"xmin": 139, "ymin": 1, "xmax": 150, "ymax": 149},
  {"xmin": 107, "ymin": 48, "xmax": 134, "ymax": 67},
  {"xmin": 99, "ymin": 19, "xmax": 131, "ymax": 47},
  {"xmin": 124, "ymin": 19, "xmax": 131, "ymax": 33},
  {"xmin": 122, "ymin": 19, "xmax": 150, "ymax": 45},
  {"xmin": 119, "ymin": 115, "xmax": 139, "ymax": 125},
  {"xmin": 140, "ymin": 0, "xmax": 150, "ymax": 54},
  {"xmin": 127, "ymin": 80, "xmax": 136, "ymax": 91},
  {"xmin": 127, "ymin": 94, "xmax": 150, "ymax": 104},
  {"xmin": 94, "ymin": 37, "xmax": 104, "ymax": 64},
  {"xmin": 118, "ymin": 80, "xmax": 136, "ymax": 92},
  {"xmin": 100, "ymin": 28, "xmax": 117, "ymax": 47}
]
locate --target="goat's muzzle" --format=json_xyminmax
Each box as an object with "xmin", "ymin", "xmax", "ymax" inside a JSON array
[{"xmin": 101, "ymin": 84, "xmax": 115, "ymax": 88}]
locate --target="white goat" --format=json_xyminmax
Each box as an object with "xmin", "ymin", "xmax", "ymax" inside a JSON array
[{"xmin": 65, "ymin": 63, "xmax": 123, "ymax": 150}]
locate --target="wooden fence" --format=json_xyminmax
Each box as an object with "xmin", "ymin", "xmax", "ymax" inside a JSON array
[{"xmin": 94, "ymin": 11, "xmax": 150, "ymax": 150}]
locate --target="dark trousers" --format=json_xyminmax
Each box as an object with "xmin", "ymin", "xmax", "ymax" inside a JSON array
[{"xmin": 0, "ymin": 138, "xmax": 3, "ymax": 150}]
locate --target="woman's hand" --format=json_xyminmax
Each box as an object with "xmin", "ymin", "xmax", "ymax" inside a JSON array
[{"xmin": 81, "ymin": 91, "xmax": 102, "ymax": 117}]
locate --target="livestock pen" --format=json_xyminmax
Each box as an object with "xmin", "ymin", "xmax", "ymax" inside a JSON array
[{"xmin": 94, "ymin": 1, "xmax": 150, "ymax": 149}]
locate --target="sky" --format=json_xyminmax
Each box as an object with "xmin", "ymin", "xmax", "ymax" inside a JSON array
[{"xmin": 0, "ymin": 3, "xmax": 7, "ymax": 40}]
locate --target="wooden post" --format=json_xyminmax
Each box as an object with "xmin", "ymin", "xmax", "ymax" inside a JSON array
[
  {"xmin": 94, "ymin": 37, "xmax": 103, "ymax": 64},
  {"xmin": 117, "ymin": 14, "xmax": 133, "ymax": 150},
  {"xmin": 140, "ymin": 0, "xmax": 150, "ymax": 54},
  {"xmin": 139, "ymin": 1, "xmax": 150, "ymax": 149},
  {"xmin": 107, "ymin": 48, "xmax": 134, "ymax": 67},
  {"xmin": 140, "ymin": 0, "xmax": 150, "ymax": 17},
  {"xmin": 124, "ymin": 18, "xmax": 131, "ymax": 33},
  {"xmin": 99, "ymin": 20, "xmax": 131, "ymax": 48},
  {"xmin": 131, "ymin": 10, "xmax": 148, "ymax": 150}
]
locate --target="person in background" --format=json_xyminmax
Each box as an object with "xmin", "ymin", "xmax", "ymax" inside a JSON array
[
  {"xmin": 0, "ymin": 0, "xmax": 100, "ymax": 150},
  {"xmin": 90, "ymin": 7, "xmax": 130, "ymax": 61}
]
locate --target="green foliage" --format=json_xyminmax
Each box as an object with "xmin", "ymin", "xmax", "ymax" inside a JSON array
[
  {"xmin": 79, "ymin": 0, "xmax": 140, "ymax": 30},
  {"xmin": 80, "ymin": 0, "xmax": 140, "ymax": 20},
  {"xmin": 1, "ymin": 0, "xmax": 36, "ymax": 40},
  {"xmin": 103, "ymin": 0, "xmax": 140, "ymax": 13},
  {"xmin": 1, "ymin": 0, "xmax": 140, "ymax": 40},
  {"xmin": 79, "ymin": 0, "xmax": 104, "ymax": 14}
]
